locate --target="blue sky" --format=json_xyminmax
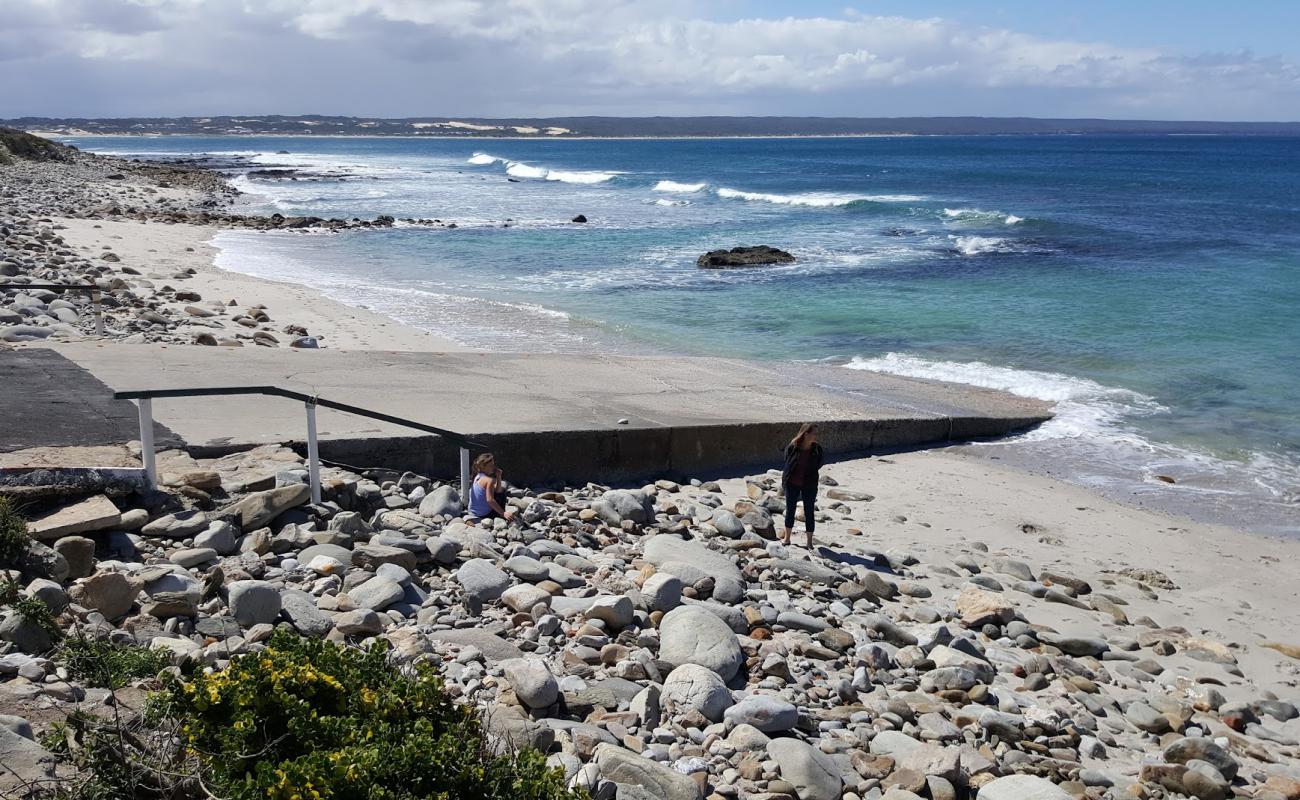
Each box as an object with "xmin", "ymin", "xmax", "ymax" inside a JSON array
[{"xmin": 3, "ymin": 0, "xmax": 1298, "ymax": 120}]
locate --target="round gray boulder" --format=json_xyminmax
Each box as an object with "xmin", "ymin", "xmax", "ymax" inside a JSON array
[
  {"xmin": 662, "ymin": 663, "xmax": 733, "ymax": 722},
  {"xmin": 659, "ymin": 604, "xmax": 744, "ymax": 681}
]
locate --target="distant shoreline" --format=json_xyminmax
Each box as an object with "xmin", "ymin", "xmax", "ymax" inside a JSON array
[
  {"xmin": 12, "ymin": 113, "xmax": 1300, "ymax": 141},
  {"xmin": 33, "ymin": 131, "xmax": 922, "ymax": 142},
  {"xmin": 31, "ymin": 130, "xmax": 1285, "ymax": 142}
]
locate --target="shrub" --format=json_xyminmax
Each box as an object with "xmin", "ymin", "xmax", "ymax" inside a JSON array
[
  {"xmin": 0, "ymin": 496, "xmax": 32, "ymax": 567},
  {"xmin": 157, "ymin": 631, "xmax": 583, "ymax": 800},
  {"xmin": 0, "ymin": 577, "xmax": 60, "ymax": 641},
  {"xmin": 57, "ymin": 634, "xmax": 172, "ymax": 690}
]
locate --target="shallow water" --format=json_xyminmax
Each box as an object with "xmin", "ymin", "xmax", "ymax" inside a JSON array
[{"xmin": 73, "ymin": 134, "xmax": 1300, "ymax": 534}]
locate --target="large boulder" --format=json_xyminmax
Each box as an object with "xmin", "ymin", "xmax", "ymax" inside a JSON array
[
  {"xmin": 69, "ymin": 572, "xmax": 138, "ymax": 619},
  {"xmin": 0, "ymin": 721, "xmax": 66, "ymax": 795},
  {"xmin": 661, "ymin": 663, "xmax": 733, "ymax": 722},
  {"xmin": 227, "ymin": 580, "xmax": 281, "ymax": 626},
  {"xmin": 697, "ymin": 245, "xmax": 795, "ymax": 269},
  {"xmin": 16, "ymin": 541, "xmax": 69, "ymax": 582},
  {"xmin": 27, "ymin": 495, "xmax": 120, "ymax": 540},
  {"xmin": 641, "ymin": 572, "xmax": 682, "ymax": 612},
  {"xmin": 280, "ymin": 589, "xmax": 333, "ymax": 637},
  {"xmin": 642, "ymin": 534, "xmax": 745, "ymax": 603},
  {"xmin": 52, "ymin": 536, "xmax": 95, "ymax": 579},
  {"xmin": 710, "ymin": 510, "xmax": 745, "ymax": 538},
  {"xmin": 722, "ymin": 694, "xmax": 798, "ymax": 732},
  {"xmin": 141, "ymin": 509, "xmax": 208, "ymax": 538},
  {"xmin": 977, "ymin": 775, "xmax": 1071, "ymax": 800},
  {"xmin": 767, "ymin": 737, "xmax": 842, "ymax": 800},
  {"xmin": 595, "ymin": 743, "xmax": 702, "ymax": 800},
  {"xmin": 418, "ymin": 485, "xmax": 462, "ymax": 518},
  {"xmin": 426, "ymin": 630, "xmax": 524, "ymax": 663},
  {"xmin": 1163, "ymin": 737, "xmax": 1239, "ymax": 781},
  {"xmin": 659, "ymin": 605, "xmax": 744, "ymax": 681},
  {"xmin": 227, "ymin": 484, "xmax": 310, "ymax": 530},
  {"xmin": 351, "ymin": 544, "xmax": 417, "ymax": 572},
  {"xmin": 592, "ymin": 490, "xmax": 654, "ymax": 525},
  {"xmin": 955, "ymin": 585, "xmax": 1014, "ymax": 628},
  {"xmin": 347, "ymin": 576, "xmax": 405, "ymax": 611},
  {"xmin": 0, "ymin": 614, "xmax": 55, "ymax": 654},
  {"xmin": 501, "ymin": 658, "xmax": 558, "ymax": 709},
  {"xmin": 455, "ymin": 559, "xmax": 510, "ymax": 607}
]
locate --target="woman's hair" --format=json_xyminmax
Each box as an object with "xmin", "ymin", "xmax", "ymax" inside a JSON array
[
  {"xmin": 472, "ymin": 452, "xmax": 496, "ymax": 474},
  {"xmin": 790, "ymin": 422, "xmax": 819, "ymax": 448}
]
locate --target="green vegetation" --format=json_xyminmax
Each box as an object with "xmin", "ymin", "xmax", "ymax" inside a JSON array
[
  {"xmin": 162, "ymin": 631, "xmax": 581, "ymax": 800},
  {"xmin": 0, "ymin": 496, "xmax": 33, "ymax": 567},
  {"xmin": 0, "ymin": 128, "xmax": 69, "ymax": 161},
  {"xmin": 57, "ymin": 635, "xmax": 172, "ymax": 690},
  {"xmin": 0, "ymin": 578, "xmax": 60, "ymax": 640}
]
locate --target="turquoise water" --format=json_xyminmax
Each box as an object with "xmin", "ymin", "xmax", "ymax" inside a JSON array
[{"xmin": 75, "ymin": 135, "xmax": 1300, "ymax": 532}]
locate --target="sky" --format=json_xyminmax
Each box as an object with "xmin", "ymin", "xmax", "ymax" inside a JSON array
[{"xmin": 4, "ymin": 0, "xmax": 1299, "ymax": 120}]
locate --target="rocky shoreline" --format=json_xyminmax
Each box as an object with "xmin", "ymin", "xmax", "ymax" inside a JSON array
[
  {"xmin": 1, "ymin": 444, "xmax": 1298, "ymax": 798},
  {"xmin": 0, "ymin": 130, "xmax": 462, "ymax": 348}
]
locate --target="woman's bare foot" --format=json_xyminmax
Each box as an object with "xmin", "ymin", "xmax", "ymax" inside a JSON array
[
  {"xmin": 805, "ymin": 531, "xmax": 814, "ymax": 548},
  {"xmin": 780, "ymin": 527, "xmax": 792, "ymax": 545}
]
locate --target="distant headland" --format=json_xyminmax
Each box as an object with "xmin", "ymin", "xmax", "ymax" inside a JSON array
[{"xmin": 6, "ymin": 114, "xmax": 1300, "ymax": 138}]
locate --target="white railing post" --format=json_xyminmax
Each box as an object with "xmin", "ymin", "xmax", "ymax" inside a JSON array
[
  {"xmin": 460, "ymin": 447, "xmax": 471, "ymax": 506},
  {"xmin": 305, "ymin": 398, "xmax": 322, "ymax": 505},
  {"xmin": 90, "ymin": 288, "xmax": 105, "ymax": 336},
  {"xmin": 137, "ymin": 398, "xmax": 156, "ymax": 488}
]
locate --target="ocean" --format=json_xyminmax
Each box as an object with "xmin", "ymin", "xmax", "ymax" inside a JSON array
[{"xmin": 72, "ymin": 134, "xmax": 1300, "ymax": 534}]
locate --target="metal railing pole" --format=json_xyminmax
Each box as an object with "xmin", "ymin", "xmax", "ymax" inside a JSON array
[
  {"xmin": 305, "ymin": 399, "xmax": 322, "ymax": 505},
  {"xmin": 90, "ymin": 288, "xmax": 105, "ymax": 336},
  {"xmin": 137, "ymin": 398, "xmax": 157, "ymax": 488},
  {"xmin": 460, "ymin": 447, "xmax": 471, "ymax": 507}
]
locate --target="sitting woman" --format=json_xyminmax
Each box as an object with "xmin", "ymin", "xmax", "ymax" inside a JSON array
[{"xmin": 468, "ymin": 452, "xmax": 515, "ymax": 523}]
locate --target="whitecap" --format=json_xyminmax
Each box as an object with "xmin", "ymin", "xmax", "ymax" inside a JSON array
[
  {"xmin": 844, "ymin": 352, "xmax": 1164, "ymax": 444},
  {"xmin": 543, "ymin": 169, "xmax": 621, "ymax": 184},
  {"xmin": 950, "ymin": 235, "xmax": 1017, "ymax": 256},
  {"xmin": 717, "ymin": 188, "xmax": 924, "ymax": 207},
  {"xmin": 653, "ymin": 180, "xmax": 707, "ymax": 192},
  {"xmin": 471, "ymin": 153, "xmax": 620, "ymax": 184},
  {"xmin": 505, "ymin": 162, "xmax": 549, "ymax": 180}
]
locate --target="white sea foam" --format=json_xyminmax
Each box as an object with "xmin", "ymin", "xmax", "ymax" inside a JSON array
[
  {"xmin": 652, "ymin": 199, "xmax": 691, "ymax": 206},
  {"xmin": 717, "ymin": 188, "xmax": 924, "ymax": 207},
  {"xmin": 844, "ymin": 352, "xmax": 1164, "ymax": 444},
  {"xmin": 943, "ymin": 207, "xmax": 1024, "ymax": 225},
  {"xmin": 505, "ymin": 162, "xmax": 549, "ymax": 179},
  {"xmin": 544, "ymin": 169, "xmax": 621, "ymax": 184},
  {"xmin": 951, "ymin": 235, "xmax": 1017, "ymax": 256},
  {"xmin": 468, "ymin": 153, "xmax": 620, "ymax": 184},
  {"xmin": 653, "ymin": 180, "xmax": 707, "ymax": 192},
  {"xmin": 844, "ymin": 352, "xmax": 1300, "ymax": 521}
]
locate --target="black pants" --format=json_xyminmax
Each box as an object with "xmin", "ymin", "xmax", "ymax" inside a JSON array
[{"xmin": 783, "ymin": 482, "xmax": 816, "ymax": 533}]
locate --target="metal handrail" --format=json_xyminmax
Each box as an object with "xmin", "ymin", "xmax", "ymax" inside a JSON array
[
  {"xmin": 1, "ymin": 283, "xmax": 106, "ymax": 335},
  {"xmin": 113, "ymin": 386, "xmax": 483, "ymax": 506}
]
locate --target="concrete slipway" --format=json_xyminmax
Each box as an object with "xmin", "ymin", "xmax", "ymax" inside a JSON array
[{"xmin": 3, "ymin": 342, "xmax": 1052, "ymax": 484}]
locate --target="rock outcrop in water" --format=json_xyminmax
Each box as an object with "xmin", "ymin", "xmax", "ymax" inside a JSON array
[{"xmin": 697, "ymin": 245, "xmax": 795, "ymax": 269}]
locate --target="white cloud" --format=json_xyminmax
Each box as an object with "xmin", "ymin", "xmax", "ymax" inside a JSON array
[{"xmin": 3, "ymin": 0, "xmax": 1297, "ymax": 118}]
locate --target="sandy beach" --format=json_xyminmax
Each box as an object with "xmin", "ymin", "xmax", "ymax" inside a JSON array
[{"xmin": 51, "ymin": 217, "xmax": 464, "ymax": 352}]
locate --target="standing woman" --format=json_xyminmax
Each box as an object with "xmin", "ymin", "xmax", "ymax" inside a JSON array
[{"xmin": 781, "ymin": 423, "xmax": 824, "ymax": 547}]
